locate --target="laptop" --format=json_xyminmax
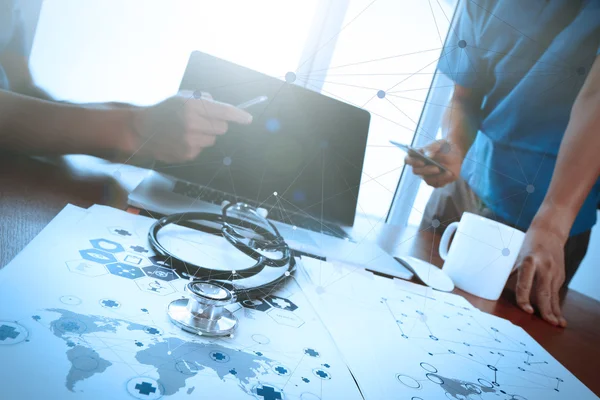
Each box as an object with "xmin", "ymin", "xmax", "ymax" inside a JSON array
[{"xmin": 128, "ymin": 51, "xmax": 412, "ymax": 280}]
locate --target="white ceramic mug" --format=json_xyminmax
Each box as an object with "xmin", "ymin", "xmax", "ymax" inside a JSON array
[{"xmin": 438, "ymin": 212, "xmax": 525, "ymax": 301}]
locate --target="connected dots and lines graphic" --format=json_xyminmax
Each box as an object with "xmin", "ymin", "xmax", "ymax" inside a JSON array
[
  {"xmin": 297, "ymin": 256, "xmax": 594, "ymax": 399},
  {"xmin": 6, "ymin": 1, "xmax": 598, "ymax": 399}
]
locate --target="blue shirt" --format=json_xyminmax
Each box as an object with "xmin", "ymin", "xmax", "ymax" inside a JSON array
[
  {"xmin": 438, "ymin": 0, "xmax": 600, "ymax": 236},
  {"xmin": 0, "ymin": 0, "xmax": 26, "ymax": 90}
]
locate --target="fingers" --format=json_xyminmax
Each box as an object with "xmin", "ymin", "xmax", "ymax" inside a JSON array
[
  {"xmin": 413, "ymin": 165, "xmax": 443, "ymax": 176},
  {"xmin": 192, "ymin": 97, "xmax": 253, "ymax": 124},
  {"xmin": 404, "ymin": 155, "xmax": 426, "ymax": 168},
  {"xmin": 551, "ymin": 275, "xmax": 567, "ymax": 328},
  {"xmin": 423, "ymin": 171, "xmax": 454, "ymax": 188},
  {"xmin": 424, "ymin": 140, "xmax": 442, "ymax": 156},
  {"xmin": 188, "ymin": 116, "xmax": 229, "ymax": 136},
  {"xmin": 535, "ymin": 270, "xmax": 559, "ymax": 326},
  {"xmin": 515, "ymin": 257, "xmax": 536, "ymax": 314}
]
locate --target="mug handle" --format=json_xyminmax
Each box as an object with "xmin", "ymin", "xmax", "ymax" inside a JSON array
[{"xmin": 439, "ymin": 222, "xmax": 459, "ymax": 261}]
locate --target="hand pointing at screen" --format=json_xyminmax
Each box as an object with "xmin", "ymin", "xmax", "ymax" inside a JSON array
[{"xmin": 130, "ymin": 90, "xmax": 253, "ymax": 163}]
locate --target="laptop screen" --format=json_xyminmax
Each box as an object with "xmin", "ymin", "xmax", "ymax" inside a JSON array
[{"xmin": 153, "ymin": 51, "xmax": 371, "ymax": 227}]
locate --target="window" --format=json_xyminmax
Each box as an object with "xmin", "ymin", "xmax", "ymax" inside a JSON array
[
  {"xmin": 30, "ymin": 0, "xmax": 321, "ymax": 105},
  {"xmin": 298, "ymin": 0, "xmax": 457, "ymax": 222},
  {"xmin": 29, "ymin": 0, "xmax": 457, "ymax": 229}
]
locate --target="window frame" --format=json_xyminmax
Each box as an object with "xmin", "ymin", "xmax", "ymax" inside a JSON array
[{"xmin": 386, "ymin": 2, "xmax": 460, "ymax": 227}]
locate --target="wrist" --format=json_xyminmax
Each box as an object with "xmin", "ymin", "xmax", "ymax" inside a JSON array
[
  {"xmin": 85, "ymin": 106, "xmax": 139, "ymax": 157},
  {"xmin": 530, "ymin": 201, "xmax": 576, "ymax": 242}
]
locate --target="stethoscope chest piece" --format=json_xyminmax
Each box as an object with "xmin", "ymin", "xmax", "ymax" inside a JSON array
[{"xmin": 167, "ymin": 280, "xmax": 238, "ymax": 337}]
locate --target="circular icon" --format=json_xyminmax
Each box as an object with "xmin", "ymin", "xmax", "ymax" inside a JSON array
[
  {"xmin": 126, "ymin": 377, "xmax": 163, "ymax": 399},
  {"xmin": 420, "ymin": 362, "xmax": 437, "ymax": 373},
  {"xmin": 426, "ymin": 373, "xmax": 444, "ymax": 385},
  {"xmin": 312, "ymin": 368, "xmax": 331, "ymax": 380},
  {"xmin": 252, "ymin": 334, "xmax": 270, "ymax": 345},
  {"xmin": 0, "ymin": 321, "xmax": 29, "ymax": 345},
  {"xmin": 396, "ymin": 374, "xmax": 421, "ymax": 389},
  {"xmin": 465, "ymin": 384, "xmax": 482, "ymax": 394},
  {"xmin": 478, "ymin": 378, "xmax": 494, "ymax": 388},
  {"xmin": 60, "ymin": 295, "xmax": 82, "ymax": 306}
]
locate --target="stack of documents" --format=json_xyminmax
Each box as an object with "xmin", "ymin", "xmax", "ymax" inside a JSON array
[{"xmin": 0, "ymin": 204, "xmax": 597, "ymax": 399}]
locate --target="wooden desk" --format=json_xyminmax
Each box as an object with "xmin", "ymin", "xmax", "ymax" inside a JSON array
[{"xmin": 1, "ymin": 152, "xmax": 599, "ymax": 396}]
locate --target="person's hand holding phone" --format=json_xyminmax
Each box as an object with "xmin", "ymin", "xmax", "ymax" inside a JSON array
[
  {"xmin": 404, "ymin": 139, "xmax": 465, "ymax": 188},
  {"xmin": 128, "ymin": 90, "xmax": 253, "ymax": 163}
]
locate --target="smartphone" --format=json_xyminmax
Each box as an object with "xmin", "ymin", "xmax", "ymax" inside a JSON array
[
  {"xmin": 236, "ymin": 96, "xmax": 269, "ymax": 110},
  {"xmin": 390, "ymin": 140, "xmax": 450, "ymax": 173}
]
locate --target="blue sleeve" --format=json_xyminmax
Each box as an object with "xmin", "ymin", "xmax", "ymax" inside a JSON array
[{"xmin": 437, "ymin": 0, "xmax": 493, "ymax": 90}]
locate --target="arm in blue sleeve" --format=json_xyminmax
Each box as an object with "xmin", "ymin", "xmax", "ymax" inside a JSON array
[{"xmin": 437, "ymin": 0, "xmax": 493, "ymax": 91}]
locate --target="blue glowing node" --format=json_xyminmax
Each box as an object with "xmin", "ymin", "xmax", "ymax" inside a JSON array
[
  {"xmin": 275, "ymin": 366, "xmax": 289, "ymax": 375},
  {"xmin": 32, "ymin": 316, "xmax": 41, "ymax": 322},
  {"xmin": 293, "ymin": 190, "xmax": 307, "ymax": 203},
  {"xmin": 302, "ymin": 377, "xmax": 310, "ymax": 383},
  {"xmin": 266, "ymin": 118, "xmax": 281, "ymax": 133},
  {"xmin": 377, "ymin": 90, "xmax": 386, "ymax": 99},
  {"xmin": 135, "ymin": 341, "xmax": 143, "ymax": 347},
  {"xmin": 229, "ymin": 368, "xmax": 237, "ymax": 376},
  {"xmin": 114, "ymin": 229, "xmax": 131, "ymax": 237},
  {"xmin": 193, "ymin": 90, "xmax": 203, "ymax": 99},
  {"xmin": 323, "ymin": 363, "xmax": 330, "ymax": 368},
  {"xmin": 255, "ymin": 351, "xmax": 263, "ymax": 357},
  {"xmin": 458, "ymin": 40, "xmax": 467, "ymax": 48},
  {"xmin": 285, "ymin": 72, "xmax": 296, "ymax": 83},
  {"xmin": 223, "ymin": 157, "xmax": 232, "ymax": 166}
]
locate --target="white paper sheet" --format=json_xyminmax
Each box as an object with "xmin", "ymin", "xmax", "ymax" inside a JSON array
[
  {"xmin": 0, "ymin": 205, "xmax": 363, "ymax": 400},
  {"xmin": 297, "ymin": 257, "xmax": 598, "ymax": 400}
]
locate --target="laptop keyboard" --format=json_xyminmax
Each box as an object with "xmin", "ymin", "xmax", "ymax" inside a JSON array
[{"xmin": 172, "ymin": 180, "xmax": 352, "ymax": 241}]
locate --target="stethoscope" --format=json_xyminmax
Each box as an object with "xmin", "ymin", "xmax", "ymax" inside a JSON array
[{"xmin": 148, "ymin": 202, "xmax": 295, "ymax": 337}]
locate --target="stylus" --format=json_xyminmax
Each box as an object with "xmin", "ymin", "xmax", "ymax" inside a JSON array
[{"xmin": 237, "ymin": 96, "xmax": 269, "ymax": 110}]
